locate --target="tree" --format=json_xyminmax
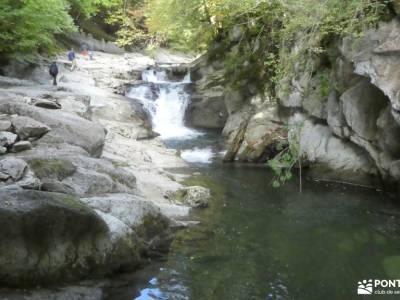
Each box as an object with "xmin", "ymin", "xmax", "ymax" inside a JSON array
[{"xmin": 0, "ymin": 0, "xmax": 75, "ymax": 57}]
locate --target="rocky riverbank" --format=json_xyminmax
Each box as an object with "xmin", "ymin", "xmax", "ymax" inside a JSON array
[
  {"xmin": 0, "ymin": 49, "xmax": 211, "ymax": 290},
  {"xmin": 187, "ymin": 16, "xmax": 400, "ymax": 193}
]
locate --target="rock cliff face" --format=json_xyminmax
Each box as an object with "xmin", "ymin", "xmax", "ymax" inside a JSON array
[{"xmin": 189, "ymin": 18, "xmax": 400, "ymax": 188}]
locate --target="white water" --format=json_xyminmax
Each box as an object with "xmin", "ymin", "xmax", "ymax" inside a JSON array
[
  {"xmin": 180, "ymin": 147, "xmax": 214, "ymax": 164},
  {"xmin": 127, "ymin": 69, "xmax": 202, "ymax": 140}
]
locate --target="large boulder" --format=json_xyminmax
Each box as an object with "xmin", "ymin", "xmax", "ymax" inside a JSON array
[
  {"xmin": 165, "ymin": 186, "xmax": 211, "ymax": 208},
  {"xmin": 236, "ymin": 105, "xmax": 283, "ymax": 162},
  {"xmin": 21, "ymin": 151, "xmax": 136, "ymax": 197},
  {"xmin": 81, "ymin": 193, "xmax": 172, "ymax": 256},
  {"xmin": 0, "ymin": 158, "xmax": 40, "ymax": 190},
  {"xmin": 0, "ymin": 189, "xmax": 137, "ymax": 287},
  {"xmin": 81, "ymin": 193, "xmax": 162, "ymax": 228},
  {"xmin": 0, "ymin": 189, "xmax": 168, "ymax": 288},
  {"xmin": 299, "ymin": 119, "xmax": 377, "ymax": 181},
  {"xmin": 11, "ymin": 116, "xmax": 51, "ymax": 140}
]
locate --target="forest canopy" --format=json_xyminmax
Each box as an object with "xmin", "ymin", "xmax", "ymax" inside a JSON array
[{"xmin": 0, "ymin": 0, "xmax": 394, "ymax": 59}]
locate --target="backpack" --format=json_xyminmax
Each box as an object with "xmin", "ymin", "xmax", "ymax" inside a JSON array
[{"xmin": 49, "ymin": 63, "xmax": 58, "ymax": 77}]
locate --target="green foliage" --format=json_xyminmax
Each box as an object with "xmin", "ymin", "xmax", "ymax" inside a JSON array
[
  {"xmin": 0, "ymin": 0, "xmax": 134, "ymax": 58},
  {"xmin": 0, "ymin": 0, "xmax": 76, "ymax": 57},
  {"xmin": 104, "ymin": 1, "xmax": 151, "ymax": 48},
  {"xmin": 268, "ymin": 123, "xmax": 304, "ymax": 188},
  {"xmin": 209, "ymin": 1, "xmax": 285, "ymax": 92},
  {"xmin": 145, "ymin": 0, "xmax": 256, "ymax": 51}
]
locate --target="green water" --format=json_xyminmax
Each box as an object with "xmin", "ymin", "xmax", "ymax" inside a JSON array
[{"xmin": 129, "ymin": 163, "xmax": 400, "ymax": 300}]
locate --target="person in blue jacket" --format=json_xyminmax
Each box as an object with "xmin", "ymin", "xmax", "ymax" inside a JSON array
[{"xmin": 67, "ymin": 48, "xmax": 77, "ymax": 71}]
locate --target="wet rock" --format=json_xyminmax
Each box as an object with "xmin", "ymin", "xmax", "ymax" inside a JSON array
[
  {"xmin": 12, "ymin": 141, "xmax": 32, "ymax": 152},
  {"xmin": 82, "ymin": 193, "xmax": 172, "ymax": 257},
  {"xmin": 11, "ymin": 116, "xmax": 51, "ymax": 140},
  {"xmin": 0, "ymin": 131, "xmax": 17, "ymax": 147},
  {"xmin": 165, "ymin": 186, "xmax": 211, "ymax": 208},
  {"xmin": 0, "ymin": 146, "xmax": 6, "ymax": 154}
]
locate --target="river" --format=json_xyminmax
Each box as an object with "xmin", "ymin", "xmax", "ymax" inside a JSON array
[{"xmin": 108, "ymin": 69, "xmax": 400, "ymax": 300}]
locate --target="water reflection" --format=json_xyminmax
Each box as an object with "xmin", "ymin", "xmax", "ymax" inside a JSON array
[{"xmin": 130, "ymin": 165, "xmax": 400, "ymax": 300}]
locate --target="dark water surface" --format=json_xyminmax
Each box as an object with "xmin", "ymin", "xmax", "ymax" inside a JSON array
[{"xmin": 107, "ymin": 159, "xmax": 400, "ymax": 300}]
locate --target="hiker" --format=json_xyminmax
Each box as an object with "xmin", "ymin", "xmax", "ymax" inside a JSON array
[
  {"xmin": 67, "ymin": 48, "xmax": 77, "ymax": 71},
  {"xmin": 49, "ymin": 62, "xmax": 59, "ymax": 86},
  {"xmin": 88, "ymin": 50, "xmax": 94, "ymax": 60}
]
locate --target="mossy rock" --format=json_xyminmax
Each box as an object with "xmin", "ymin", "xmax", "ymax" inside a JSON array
[
  {"xmin": 28, "ymin": 158, "xmax": 76, "ymax": 180},
  {"xmin": 0, "ymin": 190, "xmax": 110, "ymax": 287}
]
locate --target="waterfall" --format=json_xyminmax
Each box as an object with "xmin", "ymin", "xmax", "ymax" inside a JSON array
[{"xmin": 127, "ymin": 69, "xmax": 202, "ymax": 140}]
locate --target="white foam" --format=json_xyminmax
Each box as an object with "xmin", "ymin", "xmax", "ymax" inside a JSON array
[{"xmin": 181, "ymin": 147, "xmax": 214, "ymax": 164}]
